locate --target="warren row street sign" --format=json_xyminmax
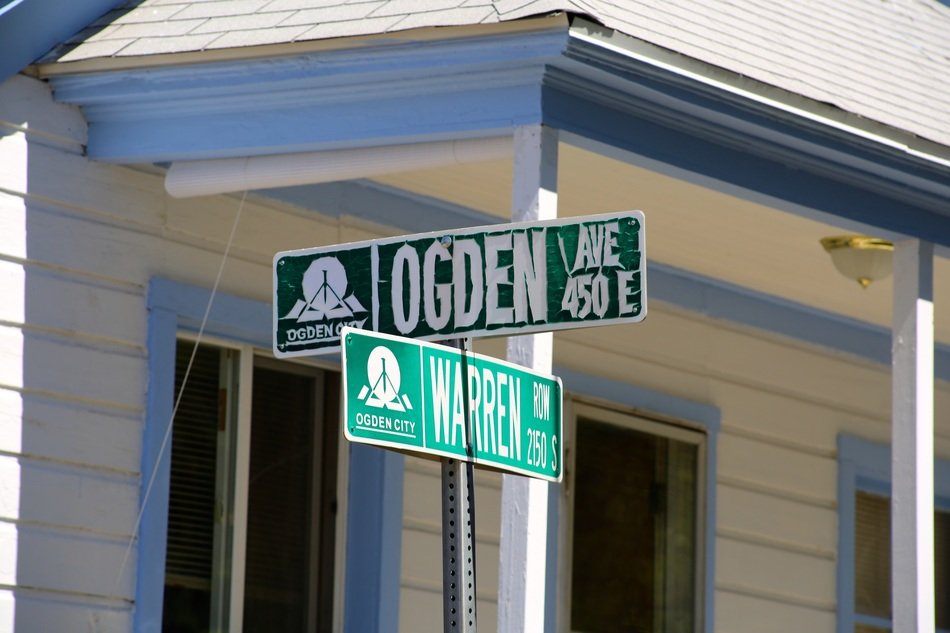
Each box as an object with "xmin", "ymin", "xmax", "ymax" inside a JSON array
[
  {"xmin": 273, "ymin": 211, "xmax": 646, "ymax": 357},
  {"xmin": 341, "ymin": 327, "xmax": 563, "ymax": 482}
]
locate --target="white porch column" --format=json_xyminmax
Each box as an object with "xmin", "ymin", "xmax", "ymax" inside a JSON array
[
  {"xmin": 497, "ymin": 125, "xmax": 559, "ymax": 633},
  {"xmin": 891, "ymin": 239, "xmax": 935, "ymax": 633}
]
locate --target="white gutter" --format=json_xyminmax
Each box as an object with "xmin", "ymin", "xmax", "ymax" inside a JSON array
[
  {"xmin": 568, "ymin": 17, "xmax": 950, "ymax": 170},
  {"xmin": 165, "ymin": 136, "xmax": 512, "ymax": 198}
]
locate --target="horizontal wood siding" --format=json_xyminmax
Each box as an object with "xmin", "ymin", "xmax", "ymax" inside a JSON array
[
  {"xmin": 3, "ymin": 73, "xmax": 950, "ymax": 633},
  {"xmin": 401, "ymin": 306, "xmax": 948, "ymax": 632},
  {"xmin": 552, "ymin": 309, "xmax": 948, "ymax": 633},
  {"xmin": 0, "ymin": 74, "xmax": 396, "ymax": 632}
]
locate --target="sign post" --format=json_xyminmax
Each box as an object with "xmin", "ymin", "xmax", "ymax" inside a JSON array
[
  {"xmin": 274, "ymin": 211, "xmax": 646, "ymax": 358},
  {"xmin": 277, "ymin": 210, "xmax": 646, "ymax": 633},
  {"xmin": 342, "ymin": 328, "xmax": 563, "ymax": 632},
  {"xmin": 438, "ymin": 339, "xmax": 478, "ymax": 633},
  {"xmin": 442, "ymin": 450, "xmax": 478, "ymax": 633}
]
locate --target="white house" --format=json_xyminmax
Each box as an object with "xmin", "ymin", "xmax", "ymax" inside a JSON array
[{"xmin": 0, "ymin": 1, "xmax": 948, "ymax": 632}]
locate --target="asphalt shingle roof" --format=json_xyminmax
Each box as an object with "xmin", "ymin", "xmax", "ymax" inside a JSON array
[{"xmin": 40, "ymin": 0, "xmax": 950, "ymax": 149}]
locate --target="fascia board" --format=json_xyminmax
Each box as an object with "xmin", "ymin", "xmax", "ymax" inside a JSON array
[
  {"xmin": 566, "ymin": 17, "xmax": 950, "ymax": 168},
  {"xmin": 547, "ymin": 19, "xmax": 950, "ymax": 231},
  {"xmin": 49, "ymin": 27, "xmax": 570, "ymax": 163},
  {"xmin": 34, "ymin": 14, "xmax": 570, "ymax": 77}
]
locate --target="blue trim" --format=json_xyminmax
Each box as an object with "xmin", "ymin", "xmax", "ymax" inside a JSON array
[
  {"xmin": 47, "ymin": 26, "xmax": 950, "ymax": 248},
  {"xmin": 557, "ymin": 367, "xmax": 719, "ymax": 633},
  {"xmin": 836, "ymin": 435, "xmax": 950, "ymax": 633},
  {"xmin": 145, "ymin": 279, "xmax": 723, "ymax": 632},
  {"xmin": 50, "ymin": 29, "xmax": 566, "ymax": 162},
  {"xmin": 0, "ymin": 0, "xmax": 125, "ymax": 84},
  {"xmin": 135, "ymin": 303, "xmax": 176, "ymax": 633},
  {"xmin": 148, "ymin": 277, "xmax": 271, "ymax": 347},
  {"xmin": 544, "ymin": 85, "xmax": 950, "ymax": 249},
  {"xmin": 343, "ymin": 445, "xmax": 405, "ymax": 633},
  {"xmin": 838, "ymin": 434, "xmax": 950, "ymax": 506},
  {"xmin": 556, "ymin": 367, "xmax": 720, "ymax": 432},
  {"xmin": 556, "ymin": 35, "xmax": 950, "ymax": 202},
  {"xmin": 547, "ymin": 30, "xmax": 950, "ymax": 244},
  {"xmin": 142, "ymin": 278, "xmax": 403, "ymax": 632},
  {"xmin": 259, "ymin": 180, "xmax": 950, "ymax": 381},
  {"xmin": 85, "ymin": 89, "xmax": 538, "ymax": 162},
  {"xmin": 855, "ymin": 613, "xmax": 896, "ymax": 629},
  {"xmin": 647, "ymin": 263, "xmax": 950, "ymax": 381}
]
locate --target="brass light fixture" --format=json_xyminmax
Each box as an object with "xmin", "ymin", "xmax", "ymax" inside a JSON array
[{"xmin": 820, "ymin": 236, "xmax": 894, "ymax": 289}]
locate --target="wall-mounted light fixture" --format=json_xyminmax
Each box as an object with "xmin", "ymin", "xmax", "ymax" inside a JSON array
[{"xmin": 819, "ymin": 235, "xmax": 894, "ymax": 288}]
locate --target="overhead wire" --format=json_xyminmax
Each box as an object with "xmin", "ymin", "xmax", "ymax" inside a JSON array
[{"xmin": 110, "ymin": 190, "xmax": 249, "ymax": 600}]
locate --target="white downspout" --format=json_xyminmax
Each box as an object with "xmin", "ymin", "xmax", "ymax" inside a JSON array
[{"xmin": 164, "ymin": 136, "xmax": 512, "ymax": 198}]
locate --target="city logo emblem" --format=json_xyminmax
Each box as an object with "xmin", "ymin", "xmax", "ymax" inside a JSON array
[
  {"xmin": 358, "ymin": 345, "xmax": 413, "ymax": 412},
  {"xmin": 282, "ymin": 256, "xmax": 367, "ymax": 323}
]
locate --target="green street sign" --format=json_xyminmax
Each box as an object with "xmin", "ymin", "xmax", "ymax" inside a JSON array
[
  {"xmin": 341, "ymin": 327, "xmax": 563, "ymax": 482},
  {"xmin": 273, "ymin": 211, "xmax": 645, "ymax": 357}
]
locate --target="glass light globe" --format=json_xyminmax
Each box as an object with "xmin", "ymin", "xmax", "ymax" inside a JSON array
[{"xmin": 820, "ymin": 236, "xmax": 894, "ymax": 288}]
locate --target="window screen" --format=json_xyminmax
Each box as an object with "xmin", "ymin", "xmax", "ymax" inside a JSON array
[
  {"xmin": 162, "ymin": 343, "xmax": 339, "ymax": 633},
  {"xmin": 854, "ymin": 491, "xmax": 950, "ymax": 631},
  {"xmin": 163, "ymin": 343, "xmax": 220, "ymax": 633}
]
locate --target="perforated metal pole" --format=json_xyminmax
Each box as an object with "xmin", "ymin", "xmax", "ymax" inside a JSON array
[
  {"xmin": 440, "ymin": 339, "xmax": 477, "ymax": 633},
  {"xmin": 442, "ymin": 457, "xmax": 477, "ymax": 633}
]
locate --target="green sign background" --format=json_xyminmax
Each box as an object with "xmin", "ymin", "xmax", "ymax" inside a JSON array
[
  {"xmin": 274, "ymin": 211, "xmax": 645, "ymax": 357},
  {"xmin": 342, "ymin": 328, "xmax": 563, "ymax": 482}
]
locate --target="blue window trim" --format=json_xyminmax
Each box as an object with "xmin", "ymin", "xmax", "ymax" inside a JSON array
[
  {"xmin": 141, "ymin": 278, "xmax": 720, "ymax": 633},
  {"xmin": 836, "ymin": 435, "xmax": 950, "ymax": 633},
  {"xmin": 557, "ymin": 367, "xmax": 720, "ymax": 633},
  {"xmin": 265, "ymin": 180, "xmax": 950, "ymax": 382},
  {"xmin": 47, "ymin": 29, "xmax": 950, "ymax": 249},
  {"xmin": 138, "ymin": 277, "xmax": 404, "ymax": 633}
]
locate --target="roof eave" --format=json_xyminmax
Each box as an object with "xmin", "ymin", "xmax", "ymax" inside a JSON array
[
  {"xmin": 565, "ymin": 17, "xmax": 950, "ymax": 169},
  {"xmin": 31, "ymin": 13, "xmax": 570, "ymax": 77}
]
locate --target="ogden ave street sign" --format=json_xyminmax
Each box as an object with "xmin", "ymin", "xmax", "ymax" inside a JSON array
[
  {"xmin": 341, "ymin": 328, "xmax": 563, "ymax": 482},
  {"xmin": 274, "ymin": 211, "xmax": 645, "ymax": 357}
]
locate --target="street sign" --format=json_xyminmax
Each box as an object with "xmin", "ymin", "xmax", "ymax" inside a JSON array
[
  {"xmin": 341, "ymin": 327, "xmax": 563, "ymax": 482},
  {"xmin": 274, "ymin": 211, "xmax": 645, "ymax": 357}
]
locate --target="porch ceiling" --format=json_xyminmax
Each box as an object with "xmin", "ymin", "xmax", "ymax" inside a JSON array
[{"xmin": 370, "ymin": 142, "xmax": 950, "ymax": 346}]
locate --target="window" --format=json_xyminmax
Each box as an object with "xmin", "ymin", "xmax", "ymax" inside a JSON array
[
  {"xmin": 852, "ymin": 491, "xmax": 949, "ymax": 633},
  {"xmin": 838, "ymin": 435, "xmax": 950, "ymax": 633},
  {"xmin": 569, "ymin": 404, "xmax": 706, "ymax": 633},
  {"xmin": 162, "ymin": 341, "xmax": 340, "ymax": 632}
]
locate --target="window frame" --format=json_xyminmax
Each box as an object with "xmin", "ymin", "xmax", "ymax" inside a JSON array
[
  {"xmin": 556, "ymin": 367, "xmax": 719, "ymax": 633},
  {"xmin": 164, "ymin": 337, "xmax": 338, "ymax": 631},
  {"xmin": 139, "ymin": 278, "xmax": 363, "ymax": 633},
  {"xmin": 565, "ymin": 401, "xmax": 708, "ymax": 633},
  {"xmin": 836, "ymin": 434, "xmax": 950, "ymax": 633},
  {"xmin": 249, "ymin": 353, "xmax": 338, "ymax": 633},
  {"xmin": 143, "ymin": 279, "xmax": 719, "ymax": 633}
]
